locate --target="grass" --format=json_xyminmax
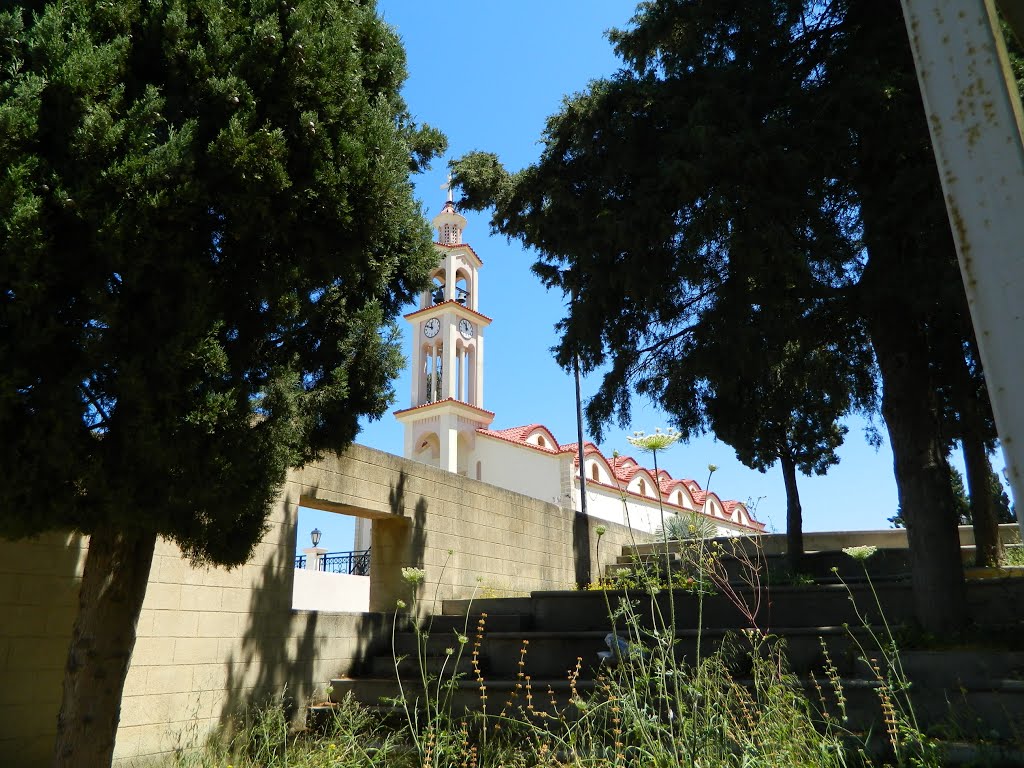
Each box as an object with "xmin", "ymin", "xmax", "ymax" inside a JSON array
[
  {"xmin": 163, "ymin": 479, "xmax": 1020, "ymax": 767},
  {"xmin": 165, "ymin": 545, "xmax": 966, "ymax": 768}
]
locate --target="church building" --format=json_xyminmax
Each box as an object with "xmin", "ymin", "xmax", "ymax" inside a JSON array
[{"xmin": 392, "ymin": 196, "xmax": 764, "ymax": 537}]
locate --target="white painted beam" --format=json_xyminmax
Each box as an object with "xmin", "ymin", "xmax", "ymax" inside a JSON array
[{"xmin": 901, "ymin": 0, "xmax": 1024, "ymax": 537}]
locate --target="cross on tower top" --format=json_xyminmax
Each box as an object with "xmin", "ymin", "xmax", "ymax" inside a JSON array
[{"xmin": 440, "ymin": 172, "xmax": 454, "ymax": 204}]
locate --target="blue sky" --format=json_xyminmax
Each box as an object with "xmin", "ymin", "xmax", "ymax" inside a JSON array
[{"xmin": 299, "ymin": 0, "xmax": 997, "ymax": 553}]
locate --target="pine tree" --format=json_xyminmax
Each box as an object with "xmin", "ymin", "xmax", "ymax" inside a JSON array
[
  {"xmin": 0, "ymin": 2, "xmax": 444, "ymax": 765},
  {"xmin": 451, "ymin": 0, "xmax": 998, "ymax": 633}
]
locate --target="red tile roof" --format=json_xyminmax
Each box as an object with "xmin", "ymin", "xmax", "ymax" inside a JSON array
[
  {"xmin": 474, "ymin": 423, "xmax": 765, "ymax": 531},
  {"xmin": 434, "ymin": 241, "xmax": 484, "ymax": 266},
  {"xmin": 404, "ymin": 300, "xmax": 494, "ymax": 323},
  {"xmin": 394, "ymin": 397, "xmax": 496, "ymax": 419},
  {"xmin": 476, "ymin": 424, "xmax": 564, "ymax": 454}
]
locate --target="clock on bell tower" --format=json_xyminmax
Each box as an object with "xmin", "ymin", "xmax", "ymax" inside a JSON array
[{"xmin": 394, "ymin": 188, "xmax": 494, "ymax": 474}]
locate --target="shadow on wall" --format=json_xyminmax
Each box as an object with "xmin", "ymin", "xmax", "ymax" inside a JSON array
[
  {"xmin": 0, "ymin": 531, "xmax": 87, "ymax": 768},
  {"xmin": 388, "ymin": 470, "xmax": 427, "ymax": 570},
  {"xmin": 219, "ymin": 491, "xmax": 382, "ymax": 726}
]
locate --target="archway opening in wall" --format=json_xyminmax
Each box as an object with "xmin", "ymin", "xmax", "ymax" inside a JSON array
[
  {"xmin": 455, "ymin": 271, "xmax": 470, "ymax": 305},
  {"xmin": 292, "ymin": 504, "xmax": 372, "ymax": 613},
  {"xmin": 415, "ymin": 432, "xmax": 441, "ymax": 466},
  {"xmin": 431, "ymin": 273, "xmax": 446, "ymax": 305}
]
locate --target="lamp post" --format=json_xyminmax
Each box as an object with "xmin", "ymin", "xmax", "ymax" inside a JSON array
[{"xmin": 305, "ymin": 528, "xmax": 325, "ymax": 571}]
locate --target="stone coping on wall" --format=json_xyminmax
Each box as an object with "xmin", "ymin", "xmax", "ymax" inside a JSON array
[{"xmin": 625, "ymin": 524, "xmax": 1021, "ymax": 558}]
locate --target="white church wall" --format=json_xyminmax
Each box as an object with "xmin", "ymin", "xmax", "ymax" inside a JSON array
[
  {"xmin": 575, "ymin": 484, "xmax": 670, "ymax": 533},
  {"xmin": 472, "ymin": 437, "xmax": 566, "ymax": 505},
  {"xmin": 573, "ymin": 479, "xmax": 754, "ymax": 537}
]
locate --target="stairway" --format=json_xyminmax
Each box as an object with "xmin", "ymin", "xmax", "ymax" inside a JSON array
[{"xmin": 330, "ymin": 542, "xmax": 1024, "ymax": 749}]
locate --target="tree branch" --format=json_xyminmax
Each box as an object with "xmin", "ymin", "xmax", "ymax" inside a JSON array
[{"xmin": 79, "ymin": 382, "xmax": 112, "ymax": 430}]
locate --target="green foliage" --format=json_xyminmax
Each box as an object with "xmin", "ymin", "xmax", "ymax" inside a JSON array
[
  {"xmin": 656, "ymin": 510, "xmax": 718, "ymax": 542},
  {"xmin": 167, "ymin": 692, "xmax": 399, "ymax": 768},
  {"xmin": 0, "ymin": 0, "xmax": 444, "ymax": 565},
  {"xmin": 889, "ymin": 465, "xmax": 1014, "ymax": 528},
  {"xmin": 453, "ymin": 4, "xmax": 999, "ymax": 629},
  {"xmin": 168, "ymin": 546, "xmax": 956, "ymax": 768},
  {"xmin": 452, "ymin": 2, "xmax": 882, "ymax": 545}
]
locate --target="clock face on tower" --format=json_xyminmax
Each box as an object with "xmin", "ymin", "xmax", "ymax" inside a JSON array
[
  {"xmin": 423, "ymin": 318, "xmax": 440, "ymax": 338},
  {"xmin": 458, "ymin": 319, "xmax": 475, "ymax": 339}
]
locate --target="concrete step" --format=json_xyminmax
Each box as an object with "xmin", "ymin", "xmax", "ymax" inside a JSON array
[
  {"xmin": 896, "ymin": 650, "xmax": 1024, "ymax": 687},
  {"xmin": 371, "ymin": 651, "xmax": 477, "ymax": 678},
  {"xmin": 612, "ymin": 547, "xmax": 915, "ymax": 581},
  {"xmin": 332, "ymin": 669, "xmax": 1024, "ymax": 743},
  {"xmin": 439, "ymin": 597, "xmax": 535, "ymax": 617},
  {"xmin": 522, "ymin": 583, "xmax": 916, "ymax": 632},
  {"xmin": 418, "ymin": 612, "xmax": 531, "ymax": 634},
  {"xmin": 373, "ymin": 625, "xmax": 889, "ymax": 682},
  {"xmin": 330, "ymin": 676, "xmax": 596, "ymax": 717},
  {"xmin": 811, "ymin": 674, "xmax": 1024, "ymax": 743}
]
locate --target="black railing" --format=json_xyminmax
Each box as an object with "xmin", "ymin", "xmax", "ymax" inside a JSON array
[
  {"xmin": 321, "ymin": 548, "xmax": 371, "ymax": 576},
  {"xmin": 295, "ymin": 548, "xmax": 371, "ymax": 575}
]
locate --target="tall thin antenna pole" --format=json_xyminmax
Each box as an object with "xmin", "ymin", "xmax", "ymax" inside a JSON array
[{"xmin": 571, "ymin": 288, "xmax": 588, "ymax": 520}]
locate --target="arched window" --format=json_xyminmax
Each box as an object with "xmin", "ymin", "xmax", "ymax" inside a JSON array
[
  {"xmin": 676, "ymin": 491, "xmax": 683, "ymax": 506},
  {"xmin": 537, "ymin": 435, "xmax": 546, "ymax": 448},
  {"xmin": 431, "ymin": 274, "xmax": 445, "ymax": 305},
  {"xmin": 591, "ymin": 463, "xmax": 599, "ymax": 482},
  {"xmin": 638, "ymin": 478, "xmax": 647, "ymax": 496},
  {"xmin": 455, "ymin": 268, "xmax": 471, "ymax": 307}
]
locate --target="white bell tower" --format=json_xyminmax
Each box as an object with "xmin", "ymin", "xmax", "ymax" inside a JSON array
[{"xmin": 394, "ymin": 193, "xmax": 493, "ymax": 474}]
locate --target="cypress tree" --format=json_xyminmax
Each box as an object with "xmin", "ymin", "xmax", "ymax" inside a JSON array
[{"xmin": 0, "ymin": 2, "xmax": 444, "ymax": 765}]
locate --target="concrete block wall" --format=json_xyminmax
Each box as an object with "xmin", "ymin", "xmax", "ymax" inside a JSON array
[
  {"xmin": 0, "ymin": 443, "xmax": 645, "ymax": 766},
  {"xmin": 0, "ymin": 519, "xmax": 390, "ymax": 767},
  {"xmin": 0, "ymin": 532, "xmax": 87, "ymax": 766},
  {"xmin": 296, "ymin": 444, "xmax": 648, "ymax": 612}
]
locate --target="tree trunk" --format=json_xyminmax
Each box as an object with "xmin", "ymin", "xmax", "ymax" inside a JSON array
[
  {"xmin": 868, "ymin": 317, "xmax": 967, "ymax": 634},
  {"xmin": 779, "ymin": 452, "xmax": 804, "ymax": 575},
  {"xmin": 52, "ymin": 525, "xmax": 158, "ymax": 768},
  {"xmin": 947, "ymin": 305, "xmax": 1003, "ymax": 566},
  {"xmin": 962, "ymin": 428, "xmax": 1003, "ymax": 567}
]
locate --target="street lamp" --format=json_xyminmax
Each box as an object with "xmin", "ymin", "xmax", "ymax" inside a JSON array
[{"xmin": 310, "ymin": 528, "xmax": 322, "ymax": 547}]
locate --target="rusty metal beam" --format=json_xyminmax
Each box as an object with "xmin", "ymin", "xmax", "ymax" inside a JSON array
[{"xmin": 900, "ymin": 0, "xmax": 1024, "ymax": 536}]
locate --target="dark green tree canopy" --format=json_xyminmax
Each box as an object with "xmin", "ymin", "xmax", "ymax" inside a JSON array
[
  {"xmin": 453, "ymin": 1, "xmax": 869, "ymax": 443},
  {"xmin": 452, "ymin": 1, "xmax": 999, "ymax": 631},
  {"xmin": 0, "ymin": 0, "xmax": 445, "ymax": 565}
]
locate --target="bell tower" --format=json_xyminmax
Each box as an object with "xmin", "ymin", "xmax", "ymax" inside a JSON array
[{"xmin": 394, "ymin": 191, "xmax": 493, "ymax": 474}]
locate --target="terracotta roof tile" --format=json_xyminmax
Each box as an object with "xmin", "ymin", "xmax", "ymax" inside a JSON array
[
  {"xmin": 404, "ymin": 300, "xmax": 494, "ymax": 323},
  {"xmin": 476, "ymin": 424, "xmax": 560, "ymax": 454},
  {"xmin": 394, "ymin": 397, "xmax": 495, "ymax": 419},
  {"xmin": 434, "ymin": 241, "xmax": 484, "ymax": 265},
  {"xmin": 472, "ymin": 422, "xmax": 764, "ymax": 531}
]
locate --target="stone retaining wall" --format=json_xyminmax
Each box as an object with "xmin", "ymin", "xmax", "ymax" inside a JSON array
[{"xmin": 0, "ymin": 444, "xmax": 641, "ymax": 766}]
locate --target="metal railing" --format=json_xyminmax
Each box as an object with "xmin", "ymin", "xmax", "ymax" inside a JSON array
[
  {"xmin": 295, "ymin": 548, "xmax": 371, "ymax": 576},
  {"xmin": 322, "ymin": 548, "xmax": 371, "ymax": 576}
]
